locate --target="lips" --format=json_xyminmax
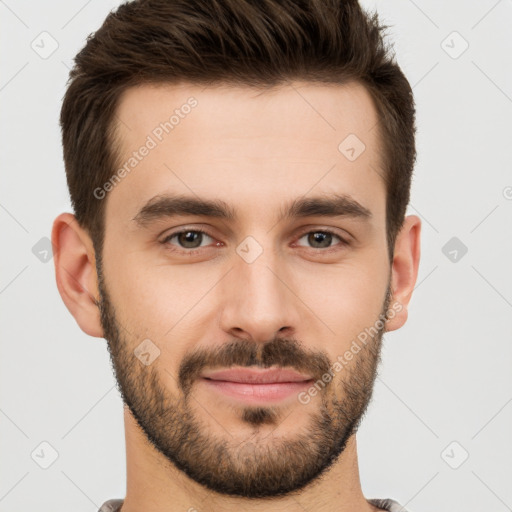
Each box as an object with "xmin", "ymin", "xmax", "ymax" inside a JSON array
[{"xmin": 200, "ymin": 367, "xmax": 313, "ymax": 384}]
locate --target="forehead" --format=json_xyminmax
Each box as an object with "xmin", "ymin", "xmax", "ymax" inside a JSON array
[{"xmin": 107, "ymin": 81, "xmax": 386, "ymax": 228}]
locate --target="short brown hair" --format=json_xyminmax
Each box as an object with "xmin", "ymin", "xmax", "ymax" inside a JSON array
[{"xmin": 61, "ymin": 0, "xmax": 416, "ymax": 262}]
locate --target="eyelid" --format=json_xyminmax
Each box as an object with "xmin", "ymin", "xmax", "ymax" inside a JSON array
[
  {"xmin": 161, "ymin": 227, "xmax": 217, "ymax": 247},
  {"xmin": 294, "ymin": 225, "xmax": 350, "ymax": 241},
  {"xmin": 292, "ymin": 228, "xmax": 351, "ymax": 251},
  {"xmin": 161, "ymin": 225, "xmax": 351, "ymax": 255}
]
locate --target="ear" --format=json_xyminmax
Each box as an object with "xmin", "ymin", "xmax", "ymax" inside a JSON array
[
  {"xmin": 51, "ymin": 213, "xmax": 104, "ymax": 338},
  {"xmin": 385, "ymin": 215, "xmax": 421, "ymax": 332}
]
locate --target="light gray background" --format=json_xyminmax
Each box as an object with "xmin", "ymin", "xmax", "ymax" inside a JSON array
[{"xmin": 1, "ymin": 1, "xmax": 511, "ymax": 511}]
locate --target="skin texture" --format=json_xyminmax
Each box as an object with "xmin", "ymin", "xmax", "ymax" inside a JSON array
[{"xmin": 52, "ymin": 81, "xmax": 421, "ymax": 512}]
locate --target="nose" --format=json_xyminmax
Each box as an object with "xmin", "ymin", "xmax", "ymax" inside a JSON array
[{"xmin": 218, "ymin": 245, "xmax": 301, "ymax": 343}]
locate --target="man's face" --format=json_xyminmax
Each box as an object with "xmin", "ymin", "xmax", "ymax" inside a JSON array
[{"xmin": 97, "ymin": 81, "xmax": 393, "ymax": 498}]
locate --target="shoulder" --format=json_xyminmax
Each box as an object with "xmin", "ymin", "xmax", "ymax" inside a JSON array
[
  {"xmin": 98, "ymin": 498, "xmax": 124, "ymax": 512},
  {"xmin": 367, "ymin": 497, "xmax": 411, "ymax": 512}
]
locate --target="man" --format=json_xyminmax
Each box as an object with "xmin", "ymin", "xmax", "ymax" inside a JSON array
[{"xmin": 52, "ymin": 0, "xmax": 421, "ymax": 511}]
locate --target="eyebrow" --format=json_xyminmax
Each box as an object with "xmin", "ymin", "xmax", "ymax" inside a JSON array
[{"xmin": 132, "ymin": 192, "xmax": 372, "ymax": 228}]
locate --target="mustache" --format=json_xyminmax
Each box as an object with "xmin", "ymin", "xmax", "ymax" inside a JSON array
[{"xmin": 178, "ymin": 337, "xmax": 332, "ymax": 394}]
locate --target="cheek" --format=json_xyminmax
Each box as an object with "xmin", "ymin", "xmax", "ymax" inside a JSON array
[
  {"xmin": 100, "ymin": 243, "xmax": 168, "ymax": 339},
  {"xmin": 295, "ymin": 260, "xmax": 389, "ymax": 346},
  {"xmin": 102, "ymin": 247, "xmax": 217, "ymax": 358}
]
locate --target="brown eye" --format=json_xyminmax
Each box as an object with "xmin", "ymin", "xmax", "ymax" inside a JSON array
[
  {"xmin": 296, "ymin": 230, "xmax": 348, "ymax": 250},
  {"xmin": 162, "ymin": 229, "xmax": 215, "ymax": 251}
]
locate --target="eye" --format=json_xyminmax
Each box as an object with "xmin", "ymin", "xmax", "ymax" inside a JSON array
[
  {"xmin": 160, "ymin": 227, "xmax": 350, "ymax": 257},
  {"xmin": 161, "ymin": 229, "xmax": 218, "ymax": 253},
  {"xmin": 295, "ymin": 230, "xmax": 349, "ymax": 250}
]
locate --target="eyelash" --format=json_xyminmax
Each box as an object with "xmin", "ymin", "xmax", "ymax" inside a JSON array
[{"xmin": 160, "ymin": 228, "xmax": 350, "ymax": 255}]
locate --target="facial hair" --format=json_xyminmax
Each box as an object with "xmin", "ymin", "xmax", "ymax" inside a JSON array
[{"xmin": 96, "ymin": 258, "xmax": 392, "ymax": 499}]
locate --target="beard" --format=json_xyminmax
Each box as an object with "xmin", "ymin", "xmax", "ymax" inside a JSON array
[{"xmin": 96, "ymin": 258, "xmax": 391, "ymax": 499}]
